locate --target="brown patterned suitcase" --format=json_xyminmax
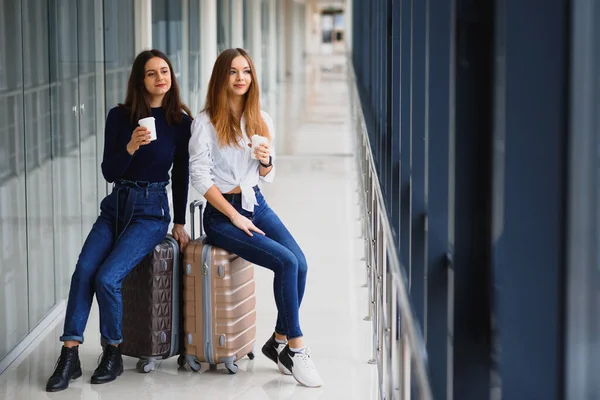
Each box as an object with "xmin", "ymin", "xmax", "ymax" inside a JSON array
[
  {"xmin": 120, "ymin": 235, "xmax": 184, "ymax": 372},
  {"xmin": 182, "ymin": 200, "xmax": 256, "ymax": 374}
]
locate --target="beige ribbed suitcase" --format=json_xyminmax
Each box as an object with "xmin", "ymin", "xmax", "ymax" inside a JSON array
[{"xmin": 182, "ymin": 200, "xmax": 256, "ymax": 374}]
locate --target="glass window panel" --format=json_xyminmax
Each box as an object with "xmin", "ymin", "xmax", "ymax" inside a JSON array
[
  {"xmin": 152, "ymin": 0, "xmax": 168, "ymax": 52},
  {"xmin": 0, "ymin": 0, "xmax": 29, "ymax": 362},
  {"xmin": 243, "ymin": 0, "xmax": 248, "ymax": 48},
  {"xmin": 78, "ymin": 0, "xmax": 103, "ymax": 237},
  {"xmin": 48, "ymin": 0, "xmax": 82, "ymax": 303},
  {"xmin": 103, "ymin": 0, "xmax": 134, "ymax": 109},
  {"xmin": 260, "ymin": 0, "xmax": 268, "ymax": 93},
  {"xmin": 564, "ymin": 2, "xmax": 600, "ymax": 398},
  {"xmin": 217, "ymin": 0, "xmax": 231, "ymax": 52},
  {"xmin": 585, "ymin": 5, "xmax": 600, "ymax": 392},
  {"xmin": 152, "ymin": 0, "xmax": 183, "ymax": 78},
  {"xmin": 321, "ymin": 14, "xmax": 333, "ymax": 43},
  {"xmin": 188, "ymin": 0, "xmax": 201, "ymax": 113},
  {"xmin": 22, "ymin": 0, "xmax": 55, "ymax": 326}
]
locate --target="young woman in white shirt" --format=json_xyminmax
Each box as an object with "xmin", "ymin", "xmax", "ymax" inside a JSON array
[{"xmin": 188, "ymin": 48, "xmax": 322, "ymax": 388}]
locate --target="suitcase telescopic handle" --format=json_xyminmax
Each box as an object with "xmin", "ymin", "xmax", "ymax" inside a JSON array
[{"xmin": 189, "ymin": 199, "xmax": 205, "ymax": 239}]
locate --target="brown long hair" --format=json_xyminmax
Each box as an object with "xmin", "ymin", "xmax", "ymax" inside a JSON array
[
  {"xmin": 120, "ymin": 49, "xmax": 192, "ymax": 125},
  {"xmin": 204, "ymin": 48, "xmax": 269, "ymax": 147}
]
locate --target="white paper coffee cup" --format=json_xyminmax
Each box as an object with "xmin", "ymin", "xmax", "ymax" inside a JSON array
[
  {"xmin": 138, "ymin": 117, "xmax": 157, "ymax": 141},
  {"xmin": 251, "ymin": 135, "xmax": 268, "ymax": 159}
]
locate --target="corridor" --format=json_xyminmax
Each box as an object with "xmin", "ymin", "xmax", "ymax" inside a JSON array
[{"xmin": 0, "ymin": 56, "xmax": 377, "ymax": 400}]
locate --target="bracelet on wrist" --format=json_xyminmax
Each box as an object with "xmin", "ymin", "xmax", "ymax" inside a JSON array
[{"xmin": 260, "ymin": 156, "xmax": 273, "ymax": 168}]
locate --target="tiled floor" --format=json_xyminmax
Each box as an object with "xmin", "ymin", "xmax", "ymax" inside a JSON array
[{"xmin": 0, "ymin": 54, "xmax": 378, "ymax": 400}]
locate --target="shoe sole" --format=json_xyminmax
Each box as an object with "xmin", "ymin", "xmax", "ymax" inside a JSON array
[
  {"xmin": 292, "ymin": 374, "xmax": 323, "ymax": 387},
  {"xmin": 90, "ymin": 368, "xmax": 123, "ymax": 385},
  {"xmin": 45, "ymin": 369, "xmax": 83, "ymax": 392}
]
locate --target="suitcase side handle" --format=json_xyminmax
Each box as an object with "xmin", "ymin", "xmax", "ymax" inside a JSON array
[{"xmin": 189, "ymin": 199, "xmax": 205, "ymax": 239}]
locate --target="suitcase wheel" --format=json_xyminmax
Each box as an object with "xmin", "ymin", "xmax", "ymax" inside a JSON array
[
  {"xmin": 189, "ymin": 361, "xmax": 201, "ymax": 372},
  {"xmin": 247, "ymin": 352, "xmax": 255, "ymax": 360},
  {"xmin": 225, "ymin": 363, "xmax": 238, "ymax": 375},
  {"xmin": 185, "ymin": 355, "xmax": 201, "ymax": 372},
  {"xmin": 136, "ymin": 359, "xmax": 155, "ymax": 373}
]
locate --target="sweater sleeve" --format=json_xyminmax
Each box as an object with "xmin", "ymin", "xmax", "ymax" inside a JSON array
[
  {"xmin": 101, "ymin": 108, "xmax": 134, "ymax": 183},
  {"xmin": 171, "ymin": 115, "xmax": 191, "ymax": 225}
]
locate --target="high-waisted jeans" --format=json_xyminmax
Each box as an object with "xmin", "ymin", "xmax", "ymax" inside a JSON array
[
  {"xmin": 60, "ymin": 180, "xmax": 170, "ymax": 345},
  {"xmin": 203, "ymin": 187, "xmax": 308, "ymax": 339}
]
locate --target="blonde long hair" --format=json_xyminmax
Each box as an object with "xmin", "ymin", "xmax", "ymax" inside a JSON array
[{"xmin": 204, "ymin": 48, "xmax": 270, "ymax": 147}]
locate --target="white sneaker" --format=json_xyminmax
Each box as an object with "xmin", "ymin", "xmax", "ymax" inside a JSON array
[{"xmin": 278, "ymin": 345, "xmax": 323, "ymax": 388}]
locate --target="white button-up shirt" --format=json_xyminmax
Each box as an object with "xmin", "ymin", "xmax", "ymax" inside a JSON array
[{"xmin": 188, "ymin": 110, "xmax": 275, "ymax": 212}]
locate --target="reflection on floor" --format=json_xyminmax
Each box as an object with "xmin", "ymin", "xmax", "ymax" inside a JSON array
[{"xmin": 0, "ymin": 54, "xmax": 378, "ymax": 400}]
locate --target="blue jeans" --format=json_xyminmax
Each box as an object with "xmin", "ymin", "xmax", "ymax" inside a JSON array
[
  {"xmin": 203, "ymin": 187, "xmax": 308, "ymax": 339},
  {"xmin": 60, "ymin": 180, "xmax": 171, "ymax": 345}
]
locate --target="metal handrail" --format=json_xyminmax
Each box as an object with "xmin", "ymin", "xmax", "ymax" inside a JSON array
[{"xmin": 348, "ymin": 62, "xmax": 433, "ymax": 400}]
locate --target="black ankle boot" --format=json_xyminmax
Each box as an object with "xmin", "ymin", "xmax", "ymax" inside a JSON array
[
  {"xmin": 91, "ymin": 344, "xmax": 123, "ymax": 384},
  {"xmin": 46, "ymin": 346, "xmax": 82, "ymax": 392}
]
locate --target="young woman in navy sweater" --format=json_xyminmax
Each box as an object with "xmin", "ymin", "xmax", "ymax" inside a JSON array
[{"xmin": 46, "ymin": 49, "xmax": 192, "ymax": 392}]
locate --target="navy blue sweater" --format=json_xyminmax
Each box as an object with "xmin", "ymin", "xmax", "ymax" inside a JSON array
[{"xmin": 101, "ymin": 106, "xmax": 192, "ymax": 225}]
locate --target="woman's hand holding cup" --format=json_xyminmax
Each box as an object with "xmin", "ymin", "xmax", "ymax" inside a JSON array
[
  {"xmin": 126, "ymin": 126, "xmax": 152, "ymax": 155},
  {"xmin": 250, "ymin": 135, "xmax": 270, "ymax": 165}
]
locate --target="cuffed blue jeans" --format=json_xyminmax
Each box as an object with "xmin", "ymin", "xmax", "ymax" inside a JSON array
[
  {"xmin": 60, "ymin": 180, "xmax": 170, "ymax": 345},
  {"xmin": 203, "ymin": 187, "xmax": 308, "ymax": 339}
]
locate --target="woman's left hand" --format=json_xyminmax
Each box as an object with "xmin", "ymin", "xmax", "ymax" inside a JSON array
[
  {"xmin": 252, "ymin": 143, "xmax": 271, "ymax": 165},
  {"xmin": 172, "ymin": 223, "xmax": 190, "ymax": 250}
]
